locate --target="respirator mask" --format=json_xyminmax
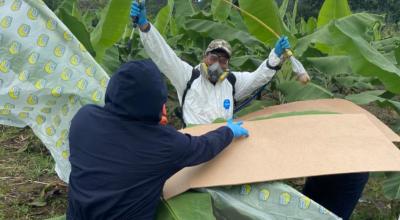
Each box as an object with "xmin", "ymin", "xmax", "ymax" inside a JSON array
[{"xmin": 207, "ymin": 62, "xmax": 225, "ymax": 84}]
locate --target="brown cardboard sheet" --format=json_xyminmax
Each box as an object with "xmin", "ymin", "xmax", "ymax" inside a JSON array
[
  {"xmin": 239, "ymin": 99, "xmax": 400, "ymax": 142},
  {"xmin": 163, "ymin": 114, "xmax": 400, "ymax": 199}
]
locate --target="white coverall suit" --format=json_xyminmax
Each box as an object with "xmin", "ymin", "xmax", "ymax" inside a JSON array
[{"xmin": 140, "ymin": 24, "xmax": 282, "ymax": 125}]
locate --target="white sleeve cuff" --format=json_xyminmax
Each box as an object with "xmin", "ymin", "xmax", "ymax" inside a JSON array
[{"xmin": 268, "ymin": 49, "xmax": 281, "ymax": 67}]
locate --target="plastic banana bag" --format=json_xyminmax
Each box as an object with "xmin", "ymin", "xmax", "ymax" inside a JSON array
[{"xmin": 0, "ymin": 0, "xmax": 109, "ymax": 182}]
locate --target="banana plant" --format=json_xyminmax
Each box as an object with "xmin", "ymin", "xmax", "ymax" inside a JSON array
[
  {"xmin": 317, "ymin": 0, "xmax": 352, "ymax": 28},
  {"xmin": 90, "ymin": 0, "xmax": 132, "ymax": 61},
  {"xmin": 45, "ymin": 0, "xmax": 400, "ymax": 210}
]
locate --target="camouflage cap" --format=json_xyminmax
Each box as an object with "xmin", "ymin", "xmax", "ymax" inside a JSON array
[{"xmin": 205, "ymin": 39, "xmax": 232, "ymax": 58}]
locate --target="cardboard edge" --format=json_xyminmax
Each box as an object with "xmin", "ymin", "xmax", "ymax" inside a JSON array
[
  {"xmin": 164, "ymin": 114, "xmax": 400, "ymax": 200},
  {"xmin": 240, "ymin": 99, "xmax": 400, "ymax": 142}
]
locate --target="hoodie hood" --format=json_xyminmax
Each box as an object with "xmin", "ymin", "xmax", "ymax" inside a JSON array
[{"xmin": 104, "ymin": 60, "xmax": 167, "ymax": 123}]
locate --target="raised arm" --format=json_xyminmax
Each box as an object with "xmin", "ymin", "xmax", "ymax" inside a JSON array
[
  {"xmin": 233, "ymin": 37, "xmax": 292, "ymax": 101},
  {"xmin": 131, "ymin": 1, "xmax": 193, "ymax": 98},
  {"xmin": 233, "ymin": 48, "xmax": 282, "ymax": 101}
]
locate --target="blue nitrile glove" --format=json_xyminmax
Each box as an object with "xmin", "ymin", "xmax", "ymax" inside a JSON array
[
  {"xmin": 274, "ymin": 36, "xmax": 291, "ymax": 57},
  {"xmin": 130, "ymin": 1, "xmax": 148, "ymax": 26},
  {"xmin": 227, "ymin": 119, "xmax": 249, "ymax": 138}
]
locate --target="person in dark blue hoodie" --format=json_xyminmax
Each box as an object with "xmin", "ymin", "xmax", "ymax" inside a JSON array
[{"xmin": 66, "ymin": 60, "xmax": 249, "ymax": 220}]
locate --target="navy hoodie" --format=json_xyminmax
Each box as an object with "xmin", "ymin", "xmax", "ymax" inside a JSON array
[{"xmin": 67, "ymin": 60, "xmax": 233, "ymax": 220}]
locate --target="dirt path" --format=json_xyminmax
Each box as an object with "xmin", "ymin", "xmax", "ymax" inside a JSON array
[{"xmin": 0, "ymin": 127, "xmax": 67, "ymax": 220}]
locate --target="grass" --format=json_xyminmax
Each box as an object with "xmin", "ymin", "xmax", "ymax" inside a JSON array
[
  {"xmin": 0, "ymin": 126, "xmax": 67, "ymax": 220},
  {"xmin": 352, "ymin": 173, "xmax": 400, "ymax": 220},
  {"xmin": 0, "ymin": 104, "xmax": 399, "ymax": 219}
]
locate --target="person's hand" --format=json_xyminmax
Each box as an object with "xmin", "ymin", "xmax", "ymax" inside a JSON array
[
  {"xmin": 226, "ymin": 119, "xmax": 249, "ymax": 138},
  {"xmin": 130, "ymin": 0, "xmax": 148, "ymax": 26},
  {"xmin": 274, "ymin": 36, "xmax": 291, "ymax": 57},
  {"xmin": 297, "ymin": 73, "xmax": 311, "ymax": 84}
]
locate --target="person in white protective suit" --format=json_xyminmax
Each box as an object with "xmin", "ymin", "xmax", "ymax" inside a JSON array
[
  {"xmin": 130, "ymin": 2, "xmax": 369, "ymax": 220},
  {"xmin": 131, "ymin": 4, "xmax": 309, "ymax": 126}
]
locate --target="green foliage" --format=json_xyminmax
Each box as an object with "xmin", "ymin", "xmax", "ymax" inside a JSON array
[
  {"xmin": 345, "ymin": 90, "xmax": 386, "ymax": 105},
  {"xmin": 155, "ymin": 192, "xmax": 216, "ymax": 220},
  {"xmin": 44, "ymin": 0, "xmax": 65, "ymax": 10},
  {"xmin": 101, "ymin": 46, "xmax": 121, "ymax": 74},
  {"xmin": 57, "ymin": 8, "xmax": 96, "ymax": 56},
  {"xmin": 296, "ymin": 0, "xmax": 324, "ymax": 21},
  {"xmin": 286, "ymin": 0, "xmax": 298, "ymax": 34},
  {"xmin": 212, "ymin": 118, "xmax": 227, "ymax": 123},
  {"xmin": 317, "ymin": 0, "xmax": 352, "ymax": 27},
  {"xmin": 46, "ymin": 216, "xmax": 66, "ymax": 220},
  {"xmin": 229, "ymin": 55, "xmax": 262, "ymax": 70},
  {"xmin": 235, "ymin": 100, "xmax": 276, "ymax": 118},
  {"xmin": 26, "ymin": 0, "xmax": 400, "ymax": 216},
  {"xmin": 154, "ymin": 0, "xmax": 174, "ymax": 36},
  {"xmin": 349, "ymin": 0, "xmax": 400, "ymax": 24},
  {"xmin": 372, "ymin": 37, "xmax": 400, "ymax": 65},
  {"xmin": 52, "ymin": 0, "xmax": 398, "ymax": 131},
  {"xmin": 183, "ymin": 19, "xmax": 263, "ymax": 47},
  {"xmin": 276, "ymin": 81, "xmax": 333, "ymax": 102},
  {"xmin": 306, "ymin": 17, "xmax": 317, "ymax": 34},
  {"xmin": 90, "ymin": 0, "xmax": 132, "ymax": 61},
  {"xmin": 238, "ymin": 0, "xmax": 293, "ymax": 46},
  {"xmin": 345, "ymin": 90, "xmax": 400, "ymax": 114},
  {"xmin": 174, "ymin": 0, "xmax": 196, "ymax": 26},
  {"xmin": 383, "ymin": 173, "xmax": 400, "ymax": 200},
  {"xmin": 307, "ymin": 56, "xmax": 351, "ymax": 75},
  {"xmin": 251, "ymin": 110, "xmax": 338, "ymax": 121},
  {"xmin": 278, "ymin": 0, "xmax": 289, "ymax": 20},
  {"xmin": 296, "ymin": 13, "xmax": 400, "ymax": 94},
  {"xmin": 228, "ymin": 9, "xmax": 248, "ymax": 32},
  {"xmin": 55, "ymin": 0, "xmax": 76, "ymax": 15},
  {"xmin": 211, "ymin": 0, "xmax": 232, "ymax": 22},
  {"xmin": 295, "ymin": 0, "xmax": 399, "ymax": 24},
  {"xmin": 395, "ymin": 43, "xmax": 400, "ymax": 64},
  {"xmin": 53, "ymin": 0, "xmax": 346, "ymax": 106},
  {"xmin": 307, "ymin": 56, "xmax": 376, "ymax": 94}
]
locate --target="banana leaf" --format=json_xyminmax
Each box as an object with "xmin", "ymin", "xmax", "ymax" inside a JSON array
[
  {"xmin": 296, "ymin": 13, "xmax": 400, "ymax": 94},
  {"xmin": 101, "ymin": 46, "xmax": 121, "ymax": 75},
  {"xmin": 345, "ymin": 90, "xmax": 386, "ymax": 105},
  {"xmin": 0, "ymin": 0, "xmax": 110, "ymax": 182},
  {"xmin": 229, "ymin": 8, "xmax": 248, "ymax": 32},
  {"xmin": 307, "ymin": 56, "xmax": 352, "ymax": 75},
  {"xmin": 154, "ymin": 0, "xmax": 174, "ymax": 36},
  {"xmin": 238, "ymin": 0, "xmax": 294, "ymax": 46},
  {"xmin": 345, "ymin": 90, "xmax": 400, "ymax": 114},
  {"xmin": 57, "ymin": 8, "xmax": 96, "ymax": 56},
  {"xmin": 155, "ymin": 192, "xmax": 216, "ymax": 220},
  {"xmin": 45, "ymin": 215, "xmax": 66, "ymax": 220},
  {"xmin": 383, "ymin": 173, "xmax": 400, "ymax": 200},
  {"xmin": 230, "ymin": 55, "xmax": 263, "ymax": 70},
  {"xmin": 211, "ymin": 0, "xmax": 232, "ymax": 22},
  {"xmin": 46, "ymin": 183, "xmax": 342, "ymax": 220},
  {"xmin": 174, "ymin": 0, "xmax": 196, "ymax": 26},
  {"xmin": 306, "ymin": 17, "xmax": 317, "ymax": 34},
  {"xmin": 90, "ymin": 0, "xmax": 131, "ymax": 61},
  {"xmin": 277, "ymin": 81, "xmax": 334, "ymax": 102},
  {"xmin": 288, "ymin": 0, "xmax": 299, "ymax": 34},
  {"xmin": 235, "ymin": 100, "xmax": 276, "ymax": 118},
  {"xmin": 372, "ymin": 37, "xmax": 400, "ymax": 65},
  {"xmin": 251, "ymin": 110, "xmax": 338, "ymax": 121},
  {"xmin": 183, "ymin": 19, "xmax": 263, "ymax": 47},
  {"xmin": 55, "ymin": 0, "xmax": 75, "ymax": 15},
  {"xmin": 317, "ymin": 0, "xmax": 351, "ymax": 28},
  {"xmin": 278, "ymin": 0, "xmax": 289, "ymax": 19}
]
